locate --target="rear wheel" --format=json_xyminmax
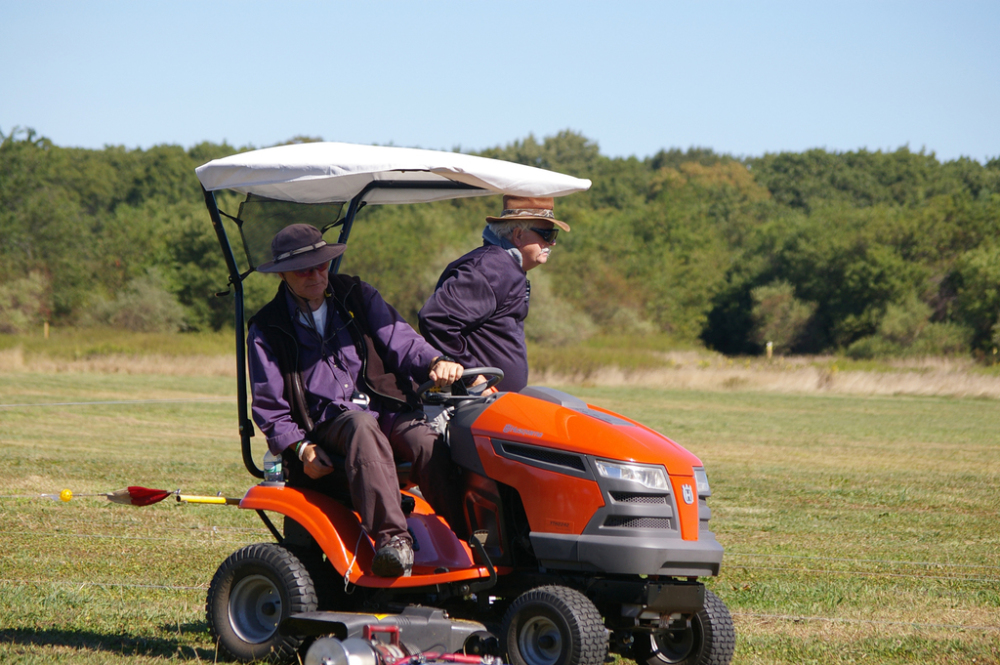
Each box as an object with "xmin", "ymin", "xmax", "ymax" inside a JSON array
[
  {"xmin": 501, "ymin": 585, "xmax": 607, "ymax": 665},
  {"xmin": 632, "ymin": 589, "xmax": 734, "ymax": 665},
  {"xmin": 206, "ymin": 543, "xmax": 318, "ymax": 663}
]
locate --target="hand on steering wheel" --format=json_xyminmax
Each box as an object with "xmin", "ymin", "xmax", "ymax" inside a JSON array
[
  {"xmin": 416, "ymin": 367, "xmax": 505, "ymax": 404},
  {"xmin": 428, "ymin": 359, "xmax": 464, "ymax": 387}
]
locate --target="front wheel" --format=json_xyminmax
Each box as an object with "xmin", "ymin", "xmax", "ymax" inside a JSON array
[
  {"xmin": 632, "ymin": 589, "xmax": 734, "ymax": 665},
  {"xmin": 206, "ymin": 543, "xmax": 318, "ymax": 663},
  {"xmin": 501, "ymin": 585, "xmax": 607, "ymax": 665}
]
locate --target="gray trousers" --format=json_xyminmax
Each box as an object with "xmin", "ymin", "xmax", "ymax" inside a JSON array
[{"xmin": 286, "ymin": 410, "xmax": 466, "ymax": 549}]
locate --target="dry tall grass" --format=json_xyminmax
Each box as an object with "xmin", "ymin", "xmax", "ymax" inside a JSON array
[
  {"xmin": 0, "ymin": 346, "xmax": 234, "ymax": 377},
  {"xmin": 3, "ymin": 345, "xmax": 998, "ymax": 399},
  {"xmin": 537, "ymin": 351, "xmax": 1000, "ymax": 399}
]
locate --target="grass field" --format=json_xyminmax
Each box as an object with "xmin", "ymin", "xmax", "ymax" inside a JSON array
[{"xmin": 1, "ymin": 370, "xmax": 998, "ymax": 664}]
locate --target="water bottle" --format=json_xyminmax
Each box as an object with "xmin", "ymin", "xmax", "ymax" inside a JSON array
[{"xmin": 262, "ymin": 449, "xmax": 284, "ymax": 485}]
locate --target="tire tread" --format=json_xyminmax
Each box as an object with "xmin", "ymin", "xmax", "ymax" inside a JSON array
[
  {"xmin": 206, "ymin": 542, "xmax": 317, "ymax": 663},
  {"xmin": 501, "ymin": 585, "xmax": 608, "ymax": 665}
]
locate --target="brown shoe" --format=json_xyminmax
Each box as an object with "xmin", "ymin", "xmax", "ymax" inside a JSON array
[{"xmin": 372, "ymin": 535, "xmax": 413, "ymax": 577}]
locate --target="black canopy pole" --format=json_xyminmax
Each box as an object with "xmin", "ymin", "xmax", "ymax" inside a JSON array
[
  {"xmin": 331, "ymin": 188, "xmax": 367, "ymax": 274},
  {"xmin": 202, "ymin": 187, "xmax": 262, "ymax": 479}
]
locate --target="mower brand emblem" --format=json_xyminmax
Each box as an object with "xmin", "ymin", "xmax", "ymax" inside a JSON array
[
  {"xmin": 682, "ymin": 484, "xmax": 695, "ymax": 505},
  {"xmin": 503, "ymin": 423, "xmax": 543, "ymax": 438},
  {"xmin": 545, "ymin": 518, "xmax": 574, "ymax": 533}
]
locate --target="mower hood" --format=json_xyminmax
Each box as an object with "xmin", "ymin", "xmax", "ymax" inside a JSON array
[{"xmin": 470, "ymin": 392, "xmax": 703, "ymax": 477}]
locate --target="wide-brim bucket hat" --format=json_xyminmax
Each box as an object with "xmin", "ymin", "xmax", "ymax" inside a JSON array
[
  {"xmin": 256, "ymin": 224, "xmax": 346, "ymax": 273},
  {"xmin": 485, "ymin": 195, "xmax": 571, "ymax": 232}
]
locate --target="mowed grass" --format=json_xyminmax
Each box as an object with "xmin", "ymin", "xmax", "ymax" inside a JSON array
[
  {"xmin": 571, "ymin": 387, "xmax": 1000, "ymax": 664},
  {"xmin": 1, "ymin": 373, "xmax": 998, "ymax": 663},
  {"xmin": 0, "ymin": 372, "xmax": 267, "ymax": 663}
]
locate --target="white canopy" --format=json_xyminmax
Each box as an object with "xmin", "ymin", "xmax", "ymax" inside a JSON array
[{"xmin": 195, "ymin": 142, "xmax": 592, "ymax": 205}]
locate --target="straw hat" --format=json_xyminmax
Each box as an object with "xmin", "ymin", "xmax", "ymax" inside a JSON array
[{"xmin": 485, "ymin": 195, "xmax": 570, "ymax": 232}]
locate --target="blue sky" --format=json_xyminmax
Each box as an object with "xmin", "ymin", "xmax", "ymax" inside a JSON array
[{"xmin": 3, "ymin": 1, "xmax": 998, "ymax": 162}]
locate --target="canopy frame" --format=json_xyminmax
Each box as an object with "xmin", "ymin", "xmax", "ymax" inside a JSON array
[
  {"xmin": 198, "ymin": 142, "xmax": 589, "ymax": 478},
  {"xmin": 203, "ymin": 179, "xmax": 489, "ymax": 478}
]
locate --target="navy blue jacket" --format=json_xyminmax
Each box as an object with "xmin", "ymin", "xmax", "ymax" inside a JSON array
[{"xmin": 419, "ymin": 244, "xmax": 529, "ymax": 392}]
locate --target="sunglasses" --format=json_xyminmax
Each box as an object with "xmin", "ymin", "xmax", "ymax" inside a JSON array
[
  {"xmin": 291, "ymin": 261, "xmax": 331, "ymax": 277},
  {"xmin": 530, "ymin": 227, "xmax": 559, "ymax": 243}
]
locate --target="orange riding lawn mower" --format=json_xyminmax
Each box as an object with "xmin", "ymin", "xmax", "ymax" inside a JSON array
[{"xmin": 195, "ymin": 143, "xmax": 734, "ymax": 665}]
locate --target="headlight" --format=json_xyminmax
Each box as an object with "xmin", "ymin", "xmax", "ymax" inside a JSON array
[
  {"xmin": 693, "ymin": 467, "xmax": 711, "ymax": 496},
  {"xmin": 595, "ymin": 460, "xmax": 669, "ymax": 491}
]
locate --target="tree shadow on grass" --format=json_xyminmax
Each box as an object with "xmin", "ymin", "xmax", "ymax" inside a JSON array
[{"xmin": 0, "ymin": 622, "xmax": 217, "ymax": 660}]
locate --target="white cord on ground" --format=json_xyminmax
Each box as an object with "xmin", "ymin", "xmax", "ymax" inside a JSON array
[
  {"xmin": 727, "ymin": 563, "xmax": 999, "ymax": 583},
  {"xmin": 728, "ymin": 551, "xmax": 1000, "ymax": 570},
  {"xmin": 733, "ymin": 611, "xmax": 1000, "ymax": 632},
  {"xmin": 0, "ymin": 578, "xmax": 205, "ymax": 591},
  {"xmin": 0, "ymin": 397, "xmax": 233, "ymax": 408}
]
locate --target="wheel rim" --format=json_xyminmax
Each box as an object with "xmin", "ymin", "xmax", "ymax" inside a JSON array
[
  {"xmin": 517, "ymin": 615, "xmax": 564, "ymax": 665},
  {"xmin": 646, "ymin": 616, "xmax": 701, "ymax": 664},
  {"xmin": 229, "ymin": 574, "xmax": 283, "ymax": 643}
]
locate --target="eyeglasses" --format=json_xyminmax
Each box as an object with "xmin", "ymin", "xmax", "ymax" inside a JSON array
[
  {"xmin": 291, "ymin": 261, "xmax": 331, "ymax": 277},
  {"xmin": 530, "ymin": 227, "xmax": 559, "ymax": 243}
]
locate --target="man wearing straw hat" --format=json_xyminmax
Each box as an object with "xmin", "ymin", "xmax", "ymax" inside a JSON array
[
  {"xmin": 419, "ymin": 195, "xmax": 567, "ymax": 393},
  {"xmin": 248, "ymin": 224, "xmax": 466, "ymax": 577}
]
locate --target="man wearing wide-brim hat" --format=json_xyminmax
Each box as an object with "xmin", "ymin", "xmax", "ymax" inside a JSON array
[
  {"xmin": 418, "ymin": 195, "xmax": 568, "ymax": 393},
  {"xmin": 247, "ymin": 224, "xmax": 466, "ymax": 577}
]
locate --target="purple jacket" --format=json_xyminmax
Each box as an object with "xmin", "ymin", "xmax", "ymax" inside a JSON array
[
  {"xmin": 419, "ymin": 244, "xmax": 529, "ymax": 392},
  {"xmin": 248, "ymin": 280, "xmax": 439, "ymax": 454}
]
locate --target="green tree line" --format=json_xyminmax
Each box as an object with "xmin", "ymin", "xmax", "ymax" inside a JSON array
[{"xmin": 2, "ymin": 126, "xmax": 998, "ymax": 359}]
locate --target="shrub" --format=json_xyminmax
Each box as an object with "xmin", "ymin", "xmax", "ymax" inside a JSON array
[
  {"xmin": 524, "ymin": 271, "xmax": 597, "ymax": 346},
  {"xmin": 86, "ymin": 270, "xmax": 186, "ymax": 333},
  {"xmin": 847, "ymin": 319, "xmax": 971, "ymax": 359},
  {"xmin": 0, "ymin": 271, "xmax": 50, "ymax": 334},
  {"xmin": 909, "ymin": 322, "xmax": 971, "ymax": 356},
  {"xmin": 952, "ymin": 244, "xmax": 1000, "ymax": 349},
  {"xmin": 750, "ymin": 280, "xmax": 816, "ymax": 354},
  {"xmin": 845, "ymin": 335, "xmax": 902, "ymax": 359},
  {"xmin": 878, "ymin": 295, "xmax": 932, "ymax": 346}
]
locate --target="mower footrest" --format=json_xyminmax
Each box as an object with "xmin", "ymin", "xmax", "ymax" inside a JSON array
[{"xmin": 281, "ymin": 606, "xmax": 489, "ymax": 653}]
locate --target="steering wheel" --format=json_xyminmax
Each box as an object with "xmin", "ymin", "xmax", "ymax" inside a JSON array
[{"xmin": 416, "ymin": 367, "xmax": 505, "ymax": 405}]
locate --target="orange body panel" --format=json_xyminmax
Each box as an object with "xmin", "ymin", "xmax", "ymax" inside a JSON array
[
  {"xmin": 239, "ymin": 485, "xmax": 491, "ymax": 588},
  {"xmin": 471, "ymin": 393, "xmax": 704, "ymax": 537},
  {"xmin": 473, "ymin": 394, "xmax": 703, "ymax": 471},
  {"xmin": 474, "ymin": 434, "xmax": 605, "ymax": 534}
]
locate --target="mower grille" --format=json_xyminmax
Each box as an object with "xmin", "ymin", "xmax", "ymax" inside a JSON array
[
  {"xmin": 603, "ymin": 516, "xmax": 672, "ymax": 529},
  {"xmin": 500, "ymin": 443, "xmax": 586, "ymax": 471},
  {"xmin": 610, "ymin": 492, "xmax": 668, "ymax": 504}
]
